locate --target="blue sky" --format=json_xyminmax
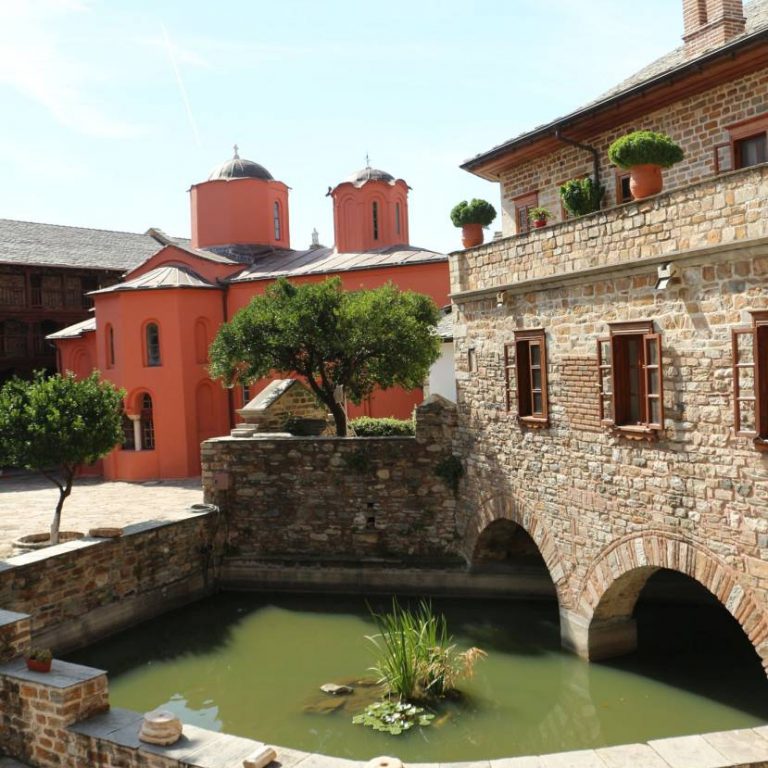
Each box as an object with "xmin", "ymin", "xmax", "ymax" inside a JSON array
[{"xmin": 0, "ymin": 1, "xmax": 683, "ymax": 254}]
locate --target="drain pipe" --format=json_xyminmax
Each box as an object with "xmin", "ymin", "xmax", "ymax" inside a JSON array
[{"xmin": 554, "ymin": 129, "xmax": 601, "ymax": 190}]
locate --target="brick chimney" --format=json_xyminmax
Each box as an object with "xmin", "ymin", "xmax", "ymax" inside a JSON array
[{"xmin": 683, "ymin": 0, "xmax": 746, "ymax": 58}]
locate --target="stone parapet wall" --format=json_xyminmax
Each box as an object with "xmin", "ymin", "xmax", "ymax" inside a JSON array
[
  {"xmin": 492, "ymin": 66, "xmax": 768, "ymax": 237},
  {"xmin": 452, "ymin": 163, "xmax": 768, "ymax": 295},
  {"xmin": 202, "ymin": 397, "xmax": 461, "ymax": 561},
  {"xmin": 0, "ymin": 514, "xmax": 218, "ymax": 653}
]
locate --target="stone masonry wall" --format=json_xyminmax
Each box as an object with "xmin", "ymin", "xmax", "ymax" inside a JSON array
[
  {"xmin": 494, "ymin": 65, "xmax": 768, "ymax": 236},
  {"xmin": 453, "ymin": 233, "xmax": 768, "ymax": 665},
  {"xmin": 452, "ymin": 162, "xmax": 768, "ymax": 294},
  {"xmin": 202, "ymin": 397, "xmax": 461, "ymax": 561},
  {"xmin": 0, "ymin": 514, "xmax": 218, "ymax": 653}
]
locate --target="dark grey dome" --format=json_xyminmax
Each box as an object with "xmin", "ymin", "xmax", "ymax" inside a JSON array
[
  {"xmin": 346, "ymin": 166, "xmax": 395, "ymax": 186},
  {"xmin": 208, "ymin": 151, "xmax": 273, "ymax": 181}
]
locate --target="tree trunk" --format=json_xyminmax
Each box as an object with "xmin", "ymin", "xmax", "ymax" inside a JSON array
[
  {"xmin": 329, "ymin": 399, "xmax": 348, "ymax": 437},
  {"xmin": 50, "ymin": 469, "xmax": 73, "ymax": 546}
]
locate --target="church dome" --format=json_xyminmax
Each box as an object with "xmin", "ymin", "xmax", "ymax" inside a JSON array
[
  {"xmin": 208, "ymin": 148, "xmax": 273, "ymax": 181},
  {"xmin": 345, "ymin": 166, "xmax": 395, "ymax": 186}
]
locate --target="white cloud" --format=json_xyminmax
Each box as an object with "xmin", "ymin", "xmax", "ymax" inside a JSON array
[{"xmin": 0, "ymin": 0, "xmax": 145, "ymax": 138}]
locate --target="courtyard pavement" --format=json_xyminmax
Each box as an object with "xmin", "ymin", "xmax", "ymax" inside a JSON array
[{"xmin": 0, "ymin": 473, "xmax": 203, "ymax": 559}]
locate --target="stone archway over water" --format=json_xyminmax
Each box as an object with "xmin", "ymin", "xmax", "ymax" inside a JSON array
[{"xmin": 563, "ymin": 531, "xmax": 768, "ymax": 673}]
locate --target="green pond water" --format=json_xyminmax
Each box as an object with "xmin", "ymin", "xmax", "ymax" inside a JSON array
[{"xmin": 68, "ymin": 593, "xmax": 768, "ymax": 761}]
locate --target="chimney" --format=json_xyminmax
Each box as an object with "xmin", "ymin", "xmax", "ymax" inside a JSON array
[{"xmin": 683, "ymin": 0, "xmax": 746, "ymax": 59}]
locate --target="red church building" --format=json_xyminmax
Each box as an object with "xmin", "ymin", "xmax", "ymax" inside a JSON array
[{"xmin": 50, "ymin": 151, "xmax": 449, "ymax": 481}]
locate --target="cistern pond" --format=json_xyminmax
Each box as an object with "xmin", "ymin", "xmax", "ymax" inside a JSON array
[{"xmin": 68, "ymin": 593, "xmax": 768, "ymax": 762}]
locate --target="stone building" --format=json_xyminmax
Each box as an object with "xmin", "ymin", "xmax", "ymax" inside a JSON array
[
  {"xmin": 453, "ymin": 0, "xmax": 768, "ymax": 668},
  {"xmin": 0, "ymin": 220, "xmax": 164, "ymax": 383}
]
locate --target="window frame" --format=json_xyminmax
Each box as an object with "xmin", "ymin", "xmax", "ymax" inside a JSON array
[
  {"xmin": 144, "ymin": 322, "xmax": 161, "ymax": 368},
  {"xmin": 615, "ymin": 169, "xmax": 633, "ymax": 205},
  {"xmin": 733, "ymin": 311, "xmax": 768, "ymax": 450},
  {"xmin": 511, "ymin": 328, "xmax": 549, "ymax": 426},
  {"xmin": 597, "ymin": 320, "xmax": 664, "ymax": 439},
  {"xmin": 722, "ymin": 114, "xmax": 768, "ymax": 172},
  {"xmin": 513, "ymin": 191, "xmax": 538, "ymax": 235},
  {"xmin": 106, "ymin": 323, "xmax": 115, "ymax": 369},
  {"xmin": 273, "ymin": 201, "xmax": 282, "ymax": 241},
  {"xmin": 140, "ymin": 392, "xmax": 155, "ymax": 450},
  {"xmin": 372, "ymin": 201, "xmax": 379, "ymax": 241}
]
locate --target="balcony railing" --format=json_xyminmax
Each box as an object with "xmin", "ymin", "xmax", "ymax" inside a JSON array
[
  {"xmin": 0, "ymin": 286, "xmax": 25, "ymax": 308},
  {"xmin": 451, "ymin": 163, "xmax": 768, "ymax": 296}
]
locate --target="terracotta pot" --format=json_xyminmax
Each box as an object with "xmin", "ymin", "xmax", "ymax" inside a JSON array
[
  {"xmin": 461, "ymin": 223, "xmax": 484, "ymax": 248},
  {"xmin": 532, "ymin": 219, "xmax": 547, "ymax": 229},
  {"xmin": 629, "ymin": 164, "xmax": 663, "ymax": 199},
  {"xmin": 26, "ymin": 658, "xmax": 52, "ymax": 673}
]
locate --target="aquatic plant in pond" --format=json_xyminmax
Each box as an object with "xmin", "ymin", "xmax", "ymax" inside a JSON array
[
  {"xmin": 365, "ymin": 599, "xmax": 486, "ymax": 702},
  {"xmin": 352, "ymin": 700, "xmax": 434, "ymax": 735}
]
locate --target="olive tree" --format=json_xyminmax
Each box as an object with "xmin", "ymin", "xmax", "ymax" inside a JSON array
[
  {"xmin": 209, "ymin": 277, "xmax": 441, "ymax": 436},
  {"xmin": 0, "ymin": 371, "xmax": 124, "ymax": 544}
]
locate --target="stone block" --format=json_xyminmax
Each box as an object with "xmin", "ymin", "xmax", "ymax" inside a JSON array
[{"xmin": 648, "ymin": 734, "xmax": 731, "ymax": 768}]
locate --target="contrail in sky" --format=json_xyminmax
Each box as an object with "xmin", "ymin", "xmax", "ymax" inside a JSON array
[{"xmin": 159, "ymin": 21, "xmax": 202, "ymax": 147}]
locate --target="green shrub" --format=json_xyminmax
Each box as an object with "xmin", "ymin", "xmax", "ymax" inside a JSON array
[
  {"xmin": 435, "ymin": 455, "xmax": 464, "ymax": 492},
  {"xmin": 350, "ymin": 417, "xmax": 415, "ymax": 437},
  {"xmin": 450, "ymin": 199, "xmax": 497, "ymax": 228},
  {"xmin": 528, "ymin": 206, "xmax": 552, "ymax": 223},
  {"xmin": 559, "ymin": 177, "xmax": 605, "ymax": 217},
  {"xmin": 608, "ymin": 130, "xmax": 684, "ymax": 169}
]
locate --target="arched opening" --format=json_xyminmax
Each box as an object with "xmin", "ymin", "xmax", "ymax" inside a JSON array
[
  {"xmin": 194, "ymin": 319, "xmax": 209, "ymax": 365},
  {"xmin": 594, "ymin": 568, "xmax": 768, "ymax": 718},
  {"xmin": 140, "ymin": 393, "xmax": 155, "ymax": 449}
]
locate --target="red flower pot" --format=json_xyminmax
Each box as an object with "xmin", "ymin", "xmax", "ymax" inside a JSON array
[
  {"xmin": 532, "ymin": 219, "xmax": 547, "ymax": 229},
  {"xmin": 461, "ymin": 223, "xmax": 484, "ymax": 248},
  {"xmin": 629, "ymin": 164, "xmax": 663, "ymax": 199},
  {"xmin": 26, "ymin": 658, "xmax": 52, "ymax": 673}
]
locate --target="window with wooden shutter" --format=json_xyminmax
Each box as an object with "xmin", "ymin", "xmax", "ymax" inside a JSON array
[
  {"xmin": 734, "ymin": 312, "xmax": 768, "ymax": 450},
  {"xmin": 598, "ymin": 321, "xmax": 664, "ymax": 438},
  {"xmin": 504, "ymin": 343, "xmax": 514, "ymax": 412},
  {"xmin": 513, "ymin": 329, "xmax": 549, "ymax": 425},
  {"xmin": 513, "ymin": 192, "xmax": 538, "ymax": 236}
]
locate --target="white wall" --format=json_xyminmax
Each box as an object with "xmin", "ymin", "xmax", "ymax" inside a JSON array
[{"xmin": 426, "ymin": 341, "xmax": 456, "ymax": 402}]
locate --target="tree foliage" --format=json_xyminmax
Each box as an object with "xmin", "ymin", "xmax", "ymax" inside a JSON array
[
  {"xmin": 0, "ymin": 371, "xmax": 125, "ymax": 544},
  {"xmin": 209, "ymin": 278, "xmax": 441, "ymax": 436},
  {"xmin": 608, "ymin": 130, "xmax": 684, "ymax": 169},
  {"xmin": 450, "ymin": 198, "xmax": 497, "ymax": 227}
]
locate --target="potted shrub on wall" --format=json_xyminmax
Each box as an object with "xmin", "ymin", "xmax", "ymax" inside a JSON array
[
  {"xmin": 559, "ymin": 177, "xmax": 605, "ymax": 217},
  {"xmin": 608, "ymin": 130, "xmax": 684, "ymax": 200},
  {"xmin": 450, "ymin": 199, "xmax": 497, "ymax": 248},
  {"xmin": 25, "ymin": 648, "xmax": 53, "ymax": 673},
  {"xmin": 528, "ymin": 207, "xmax": 552, "ymax": 229}
]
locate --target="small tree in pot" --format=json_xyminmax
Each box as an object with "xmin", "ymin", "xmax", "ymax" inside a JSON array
[
  {"xmin": 450, "ymin": 199, "xmax": 497, "ymax": 248},
  {"xmin": 608, "ymin": 130, "xmax": 684, "ymax": 200},
  {"xmin": 559, "ymin": 177, "xmax": 605, "ymax": 217}
]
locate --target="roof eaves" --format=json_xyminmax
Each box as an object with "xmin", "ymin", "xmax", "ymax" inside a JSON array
[{"xmin": 461, "ymin": 26, "xmax": 768, "ymax": 174}]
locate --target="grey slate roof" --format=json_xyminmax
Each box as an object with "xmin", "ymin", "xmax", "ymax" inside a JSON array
[
  {"xmin": 91, "ymin": 264, "xmax": 219, "ymax": 294},
  {"xmin": 436, "ymin": 306, "xmax": 454, "ymax": 340},
  {"xmin": 207, "ymin": 156, "xmax": 273, "ymax": 181},
  {"xmin": 228, "ymin": 244, "xmax": 447, "ymax": 283},
  {"xmin": 462, "ymin": 0, "xmax": 768, "ymax": 170},
  {"xmin": 46, "ymin": 317, "xmax": 96, "ymax": 340},
  {"xmin": 343, "ymin": 166, "xmax": 397, "ymax": 187},
  {"xmin": 0, "ymin": 218, "xmax": 189, "ymax": 272}
]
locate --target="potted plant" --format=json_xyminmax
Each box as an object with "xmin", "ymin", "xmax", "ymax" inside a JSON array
[
  {"xmin": 25, "ymin": 648, "xmax": 53, "ymax": 673},
  {"xmin": 528, "ymin": 207, "xmax": 552, "ymax": 229},
  {"xmin": 559, "ymin": 177, "xmax": 605, "ymax": 217},
  {"xmin": 608, "ymin": 130, "xmax": 684, "ymax": 200},
  {"xmin": 450, "ymin": 199, "xmax": 497, "ymax": 248}
]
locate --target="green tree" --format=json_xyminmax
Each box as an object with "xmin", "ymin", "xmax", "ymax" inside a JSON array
[
  {"xmin": 0, "ymin": 371, "xmax": 125, "ymax": 544},
  {"xmin": 209, "ymin": 278, "xmax": 442, "ymax": 436}
]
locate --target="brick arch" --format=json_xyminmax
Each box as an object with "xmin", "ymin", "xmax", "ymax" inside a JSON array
[
  {"xmin": 462, "ymin": 493, "xmax": 569, "ymax": 594},
  {"xmin": 575, "ymin": 531, "xmax": 768, "ymax": 669}
]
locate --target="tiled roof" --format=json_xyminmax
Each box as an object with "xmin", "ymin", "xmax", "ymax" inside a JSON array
[
  {"xmin": 228, "ymin": 244, "xmax": 447, "ymax": 283},
  {"xmin": 435, "ymin": 306, "xmax": 454, "ymax": 340},
  {"xmin": 0, "ymin": 219, "xmax": 189, "ymax": 272},
  {"xmin": 90, "ymin": 264, "xmax": 219, "ymax": 294},
  {"xmin": 462, "ymin": 0, "xmax": 768, "ymax": 170},
  {"xmin": 45, "ymin": 317, "xmax": 96, "ymax": 340}
]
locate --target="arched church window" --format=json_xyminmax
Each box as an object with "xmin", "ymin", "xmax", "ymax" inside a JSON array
[
  {"xmin": 273, "ymin": 201, "xmax": 281, "ymax": 241},
  {"xmin": 140, "ymin": 393, "xmax": 155, "ymax": 450},
  {"xmin": 145, "ymin": 323, "xmax": 161, "ymax": 367},
  {"xmin": 106, "ymin": 324, "xmax": 115, "ymax": 368},
  {"xmin": 395, "ymin": 202, "xmax": 401, "ymax": 236},
  {"xmin": 372, "ymin": 201, "xmax": 379, "ymax": 241}
]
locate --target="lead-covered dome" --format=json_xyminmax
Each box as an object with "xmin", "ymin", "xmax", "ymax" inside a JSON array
[
  {"xmin": 208, "ymin": 148, "xmax": 273, "ymax": 181},
  {"xmin": 345, "ymin": 166, "xmax": 395, "ymax": 187}
]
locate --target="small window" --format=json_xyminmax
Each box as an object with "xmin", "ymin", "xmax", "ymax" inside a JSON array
[
  {"xmin": 726, "ymin": 114, "xmax": 768, "ymax": 171},
  {"xmin": 510, "ymin": 329, "xmax": 549, "ymax": 424},
  {"xmin": 735, "ymin": 134, "xmax": 768, "ymax": 169},
  {"xmin": 273, "ymin": 201, "xmax": 281, "ymax": 241},
  {"xmin": 597, "ymin": 321, "xmax": 664, "ymax": 437},
  {"xmin": 140, "ymin": 393, "xmax": 155, "ymax": 450},
  {"xmin": 733, "ymin": 312, "xmax": 768, "ymax": 450},
  {"xmin": 395, "ymin": 202, "xmax": 401, "ymax": 236},
  {"xmin": 616, "ymin": 171, "xmax": 632, "ymax": 204},
  {"xmin": 242, "ymin": 384, "xmax": 251, "ymax": 406},
  {"xmin": 513, "ymin": 192, "xmax": 538, "ymax": 235},
  {"xmin": 106, "ymin": 324, "xmax": 115, "ymax": 368},
  {"xmin": 122, "ymin": 413, "xmax": 135, "ymax": 450},
  {"xmin": 145, "ymin": 323, "xmax": 161, "ymax": 367},
  {"xmin": 467, "ymin": 348, "xmax": 477, "ymax": 372},
  {"xmin": 372, "ymin": 201, "xmax": 379, "ymax": 241}
]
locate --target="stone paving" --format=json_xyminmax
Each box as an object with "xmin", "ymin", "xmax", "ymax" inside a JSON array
[{"xmin": 0, "ymin": 473, "xmax": 202, "ymax": 559}]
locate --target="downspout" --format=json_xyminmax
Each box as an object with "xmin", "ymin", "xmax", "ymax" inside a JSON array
[{"xmin": 554, "ymin": 129, "xmax": 601, "ymax": 191}]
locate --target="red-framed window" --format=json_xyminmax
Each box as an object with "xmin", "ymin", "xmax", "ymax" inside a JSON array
[{"xmin": 507, "ymin": 328, "xmax": 549, "ymax": 425}]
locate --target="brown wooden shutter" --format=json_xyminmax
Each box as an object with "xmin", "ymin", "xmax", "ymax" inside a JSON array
[
  {"xmin": 504, "ymin": 343, "xmax": 514, "ymax": 412},
  {"xmin": 597, "ymin": 337, "xmax": 613, "ymax": 424},
  {"xmin": 732, "ymin": 326, "xmax": 756, "ymax": 435},
  {"xmin": 643, "ymin": 333, "xmax": 663, "ymax": 429}
]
